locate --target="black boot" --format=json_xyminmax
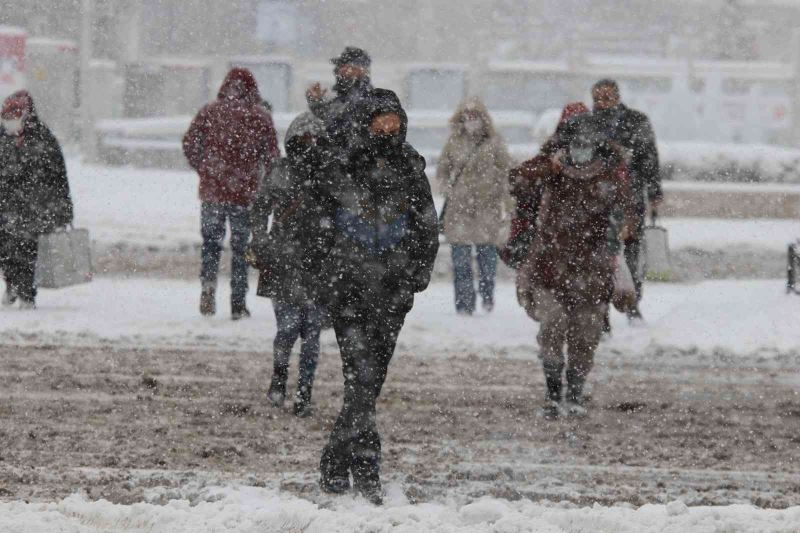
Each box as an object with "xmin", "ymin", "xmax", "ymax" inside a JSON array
[
  {"xmin": 231, "ymin": 300, "xmax": 251, "ymax": 321},
  {"xmin": 293, "ymin": 384, "xmax": 312, "ymax": 418},
  {"xmin": 565, "ymin": 369, "xmax": 588, "ymax": 417},
  {"xmin": 200, "ymin": 283, "xmax": 216, "ymax": 316},
  {"xmin": 352, "ymin": 457, "xmax": 383, "ymax": 505},
  {"xmin": 319, "ymin": 447, "xmax": 351, "ymax": 495},
  {"xmin": 267, "ymin": 367, "xmax": 288, "ymax": 407},
  {"xmin": 541, "ymin": 362, "xmax": 563, "ymax": 419}
]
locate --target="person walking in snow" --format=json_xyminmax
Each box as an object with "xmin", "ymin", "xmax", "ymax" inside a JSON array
[
  {"xmin": 305, "ymin": 46, "xmax": 381, "ymax": 159},
  {"xmin": 516, "ymin": 114, "xmax": 635, "ymax": 419},
  {"xmin": 318, "ymin": 89, "xmax": 438, "ymax": 504},
  {"xmin": 0, "ymin": 90, "xmax": 74, "ymax": 310},
  {"xmin": 437, "ymin": 96, "xmax": 513, "ymax": 315},
  {"xmin": 591, "ymin": 79, "xmax": 661, "ymax": 321},
  {"xmin": 249, "ymin": 112, "xmax": 336, "ymax": 418},
  {"xmin": 502, "ymin": 102, "xmax": 590, "ymax": 270},
  {"xmin": 183, "ymin": 68, "xmax": 280, "ymax": 320}
]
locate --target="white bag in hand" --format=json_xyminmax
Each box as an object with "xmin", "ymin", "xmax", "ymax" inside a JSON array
[
  {"xmin": 644, "ymin": 217, "xmax": 671, "ymax": 281},
  {"xmin": 612, "ymin": 252, "xmax": 636, "ymax": 313},
  {"xmin": 35, "ymin": 228, "xmax": 93, "ymax": 289}
]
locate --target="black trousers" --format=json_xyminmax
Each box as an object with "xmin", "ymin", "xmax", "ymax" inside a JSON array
[
  {"xmin": 0, "ymin": 231, "xmax": 38, "ymax": 303},
  {"xmin": 624, "ymin": 221, "xmax": 645, "ymax": 304},
  {"xmin": 320, "ymin": 310, "xmax": 406, "ymax": 486}
]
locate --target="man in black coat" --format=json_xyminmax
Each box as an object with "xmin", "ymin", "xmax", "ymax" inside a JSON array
[
  {"xmin": 318, "ymin": 89, "xmax": 439, "ymax": 504},
  {"xmin": 0, "ymin": 91, "xmax": 73, "ymax": 309},
  {"xmin": 591, "ymin": 79, "xmax": 662, "ymax": 320},
  {"xmin": 306, "ymin": 46, "xmax": 379, "ymax": 159}
]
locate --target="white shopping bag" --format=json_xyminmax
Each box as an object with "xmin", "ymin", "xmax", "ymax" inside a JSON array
[
  {"xmin": 612, "ymin": 251, "xmax": 636, "ymax": 313},
  {"xmin": 35, "ymin": 228, "xmax": 93, "ymax": 289},
  {"xmin": 644, "ymin": 217, "xmax": 671, "ymax": 281}
]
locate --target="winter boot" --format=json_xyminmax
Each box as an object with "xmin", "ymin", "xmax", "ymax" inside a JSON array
[
  {"xmin": 2, "ymin": 287, "xmax": 17, "ymax": 307},
  {"xmin": 319, "ymin": 447, "xmax": 351, "ymax": 495},
  {"xmin": 200, "ymin": 283, "xmax": 216, "ymax": 316},
  {"xmin": 565, "ymin": 369, "xmax": 588, "ymax": 417},
  {"xmin": 626, "ymin": 305, "xmax": 643, "ymax": 323},
  {"xmin": 267, "ymin": 367, "xmax": 288, "ymax": 407},
  {"xmin": 601, "ymin": 310, "xmax": 612, "ymax": 337},
  {"xmin": 293, "ymin": 384, "xmax": 313, "ymax": 418},
  {"xmin": 352, "ymin": 459, "xmax": 383, "ymax": 505},
  {"xmin": 19, "ymin": 299, "xmax": 36, "ymax": 311},
  {"xmin": 541, "ymin": 362, "xmax": 563, "ymax": 420},
  {"xmin": 231, "ymin": 301, "xmax": 251, "ymax": 321}
]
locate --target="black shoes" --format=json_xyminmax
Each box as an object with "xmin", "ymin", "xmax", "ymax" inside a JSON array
[
  {"xmin": 267, "ymin": 370, "xmax": 287, "ymax": 407},
  {"xmin": 200, "ymin": 284, "xmax": 216, "ymax": 316},
  {"xmin": 231, "ymin": 302, "xmax": 251, "ymax": 321}
]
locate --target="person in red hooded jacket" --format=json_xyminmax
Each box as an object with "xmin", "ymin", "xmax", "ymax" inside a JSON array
[
  {"xmin": 183, "ymin": 68, "xmax": 279, "ymax": 320},
  {"xmin": 0, "ymin": 91, "xmax": 73, "ymax": 310},
  {"xmin": 501, "ymin": 103, "xmax": 589, "ymax": 269}
]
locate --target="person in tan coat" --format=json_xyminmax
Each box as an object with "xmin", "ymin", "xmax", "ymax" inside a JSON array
[{"xmin": 437, "ymin": 96, "xmax": 513, "ymax": 314}]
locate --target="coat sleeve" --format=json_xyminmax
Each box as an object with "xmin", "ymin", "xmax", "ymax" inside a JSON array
[
  {"xmin": 492, "ymin": 138, "xmax": 515, "ymax": 216},
  {"xmin": 259, "ymin": 112, "xmax": 281, "ymax": 165},
  {"xmin": 631, "ymin": 113, "xmax": 662, "ymax": 204},
  {"xmin": 182, "ymin": 107, "xmax": 209, "ymax": 171},
  {"xmin": 48, "ymin": 134, "xmax": 74, "ymax": 227},
  {"xmin": 435, "ymin": 141, "xmax": 452, "ymax": 191},
  {"xmin": 407, "ymin": 152, "xmax": 440, "ymax": 294}
]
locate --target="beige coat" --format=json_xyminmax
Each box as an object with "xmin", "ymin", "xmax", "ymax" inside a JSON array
[{"xmin": 437, "ymin": 97, "xmax": 514, "ymax": 245}]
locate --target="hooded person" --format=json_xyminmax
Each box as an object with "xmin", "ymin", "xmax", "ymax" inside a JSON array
[
  {"xmin": 501, "ymin": 102, "xmax": 590, "ymax": 269},
  {"xmin": 515, "ymin": 114, "xmax": 635, "ymax": 419},
  {"xmin": 318, "ymin": 89, "xmax": 438, "ymax": 504},
  {"xmin": 305, "ymin": 46, "xmax": 379, "ymax": 157},
  {"xmin": 0, "ymin": 90, "xmax": 74, "ymax": 309},
  {"xmin": 183, "ymin": 67, "xmax": 280, "ymax": 320},
  {"xmin": 436, "ymin": 96, "xmax": 514, "ymax": 315},
  {"xmin": 249, "ymin": 111, "xmax": 337, "ymax": 418}
]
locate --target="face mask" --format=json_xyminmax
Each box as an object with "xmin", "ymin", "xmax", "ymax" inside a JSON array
[
  {"xmin": 463, "ymin": 119, "xmax": 484, "ymax": 135},
  {"xmin": 2, "ymin": 118, "xmax": 23, "ymax": 135},
  {"xmin": 570, "ymin": 144, "xmax": 595, "ymax": 166},
  {"xmin": 334, "ymin": 75, "xmax": 359, "ymax": 95},
  {"xmin": 368, "ymin": 133, "xmax": 402, "ymax": 154}
]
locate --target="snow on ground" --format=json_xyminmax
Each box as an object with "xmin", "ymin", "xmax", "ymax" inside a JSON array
[
  {"xmin": 1, "ymin": 277, "xmax": 798, "ymax": 358},
  {"xmin": 1, "ymin": 485, "xmax": 798, "ymax": 533},
  {"xmin": 68, "ymin": 159, "xmax": 799, "ymax": 253},
  {"xmin": 661, "ymin": 217, "xmax": 798, "ymax": 252}
]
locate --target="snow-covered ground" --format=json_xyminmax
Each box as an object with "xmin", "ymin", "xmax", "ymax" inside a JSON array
[
  {"xmin": 2, "ymin": 485, "xmax": 799, "ymax": 533},
  {"xmin": 1, "ymin": 278, "xmax": 799, "ymax": 358}
]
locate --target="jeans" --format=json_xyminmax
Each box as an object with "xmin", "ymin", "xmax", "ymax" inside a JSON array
[
  {"xmin": 200, "ymin": 202, "xmax": 250, "ymax": 305},
  {"xmin": 450, "ymin": 244, "xmax": 498, "ymax": 313},
  {"xmin": 0, "ymin": 230, "xmax": 38, "ymax": 303},
  {"xmin": 272, "ymin": 300, "xmax": 323, "ymax": 397}
]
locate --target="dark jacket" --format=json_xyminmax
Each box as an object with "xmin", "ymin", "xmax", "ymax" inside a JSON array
[
  {"xmin": 322, "ymin": 90, "xmax": 439, "ymax": 317},
  {"xmin": 0, "ymin": 94, "xmax": 73, "ymax": 238},
  {"xmin": 593, "ymin": 103, "xmax": 661, "ymax": 214},
  {"xmin": 308, "ymin": 77, "xmax": 377, "ymax": 156},
  {"xmin": 183, "ymin": 68, "xmax": 280, "ymax": 207},
  {"xmin": 250, "ymin": 157, "xmax": 336, "ymax": 303},
  {"xmin": 520, "ymin": 147, "xmax": 635, "ymax": 309}
]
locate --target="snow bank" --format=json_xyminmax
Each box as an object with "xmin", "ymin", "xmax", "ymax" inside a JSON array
[
  {"xmin": 1, "ymin": 278, "xmax": 798, "ymax": 358},
  {"xmin": 661, "ymin": 141, "xmax": 800, "ymax": 184},
  {"xmin": 1, "ymin": 486, "xmax": 798, "ymax": 532}
]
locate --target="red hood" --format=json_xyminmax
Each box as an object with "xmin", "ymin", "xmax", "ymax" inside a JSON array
[
  {"xmin": 560, "ymin": 102, "xmax": 589, "ymax": 124},
  {"xmin": 217, "ymin": 68, "xmax": 261, "ymax": 106},
  {"xmin": 1, "ymin": 90, "xmax": 36, "ymax": 119}
]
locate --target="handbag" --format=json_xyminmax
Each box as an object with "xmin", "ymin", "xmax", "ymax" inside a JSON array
[
  {"xmin": 35, "ymin": 226, "xmax": 93, "ymax": 289},
  {"xmin": 643, "ymin": 213, "xmax": 671, "ymax": 281},
  {"xmin": 612, "ymin": 250, "xmax": 636, "ymax": 313}
]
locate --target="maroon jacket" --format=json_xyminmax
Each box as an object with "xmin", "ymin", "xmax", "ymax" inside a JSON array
[
  {"xmin": 522, "ymin": 153, "xmax": 635, "ymax": 308},
  {"xmin": 183, "ymin": 68, "xmax": 279, "ymax": 206}
]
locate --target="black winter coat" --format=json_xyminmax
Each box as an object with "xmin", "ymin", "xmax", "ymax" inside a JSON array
[
  {"xmin": 0, "ymin": 119, "xmax": 73, "ymax": 238},
  {"xmin": 322, "ymin": 141, "xmax": 439, "ymax": 318},
  {"xmin": 593, "ymin": 103, "xmax": 661, "ymax": 216},
  {"xmin": 308, "ymin": 78, "xmax": 378, "ymax": 157},
  {"xmin": 250, "ymin": 157, "xmax": 336, "ymax": 303}
]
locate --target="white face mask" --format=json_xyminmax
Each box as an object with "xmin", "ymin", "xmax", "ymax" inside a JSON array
[
  {"xmin": 2, "ymin": 118, "xmax": 23, "ymax": 135},
  {"xmin": 570, "ymin": 145, "xmax": 595, "ymax": 165},
  {"xmin": 463, "ymin": 119, "xmax": 484, "ymax": 135}
]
